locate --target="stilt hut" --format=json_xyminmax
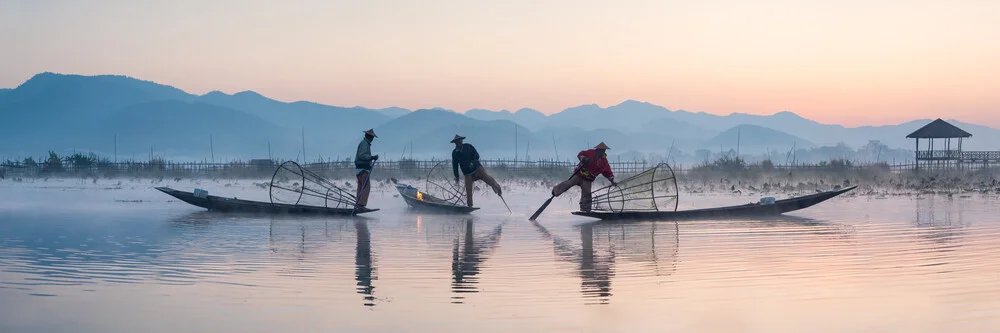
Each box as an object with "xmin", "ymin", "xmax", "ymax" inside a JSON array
[{"xmin": 906, "ymin": 119, "xmax": 971, "ymax": 171}]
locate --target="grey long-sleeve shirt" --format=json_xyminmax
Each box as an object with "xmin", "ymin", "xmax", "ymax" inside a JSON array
[{"xmin": 355, "ymin": 138, "xmax": 374, "ymax": 171}]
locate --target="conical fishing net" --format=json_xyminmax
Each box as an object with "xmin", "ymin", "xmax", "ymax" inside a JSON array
[
  {"xmin": 423, "ymin": 160, "xmax": 467, "ymax": 207},
  {"xmin": 269, "ymin": 161, "xmax": 357, "ymax": 209},
  {"xmin": 590, "ymin": 163, "xmax": 679, "ymax": 212}
]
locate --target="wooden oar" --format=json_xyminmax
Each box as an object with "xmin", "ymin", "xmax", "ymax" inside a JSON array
[
  {"xmin": 529, "ymin": 164, "xmax": 582, "ymax": 221},
  {"xmin": 498, "ymin": 193, "xmax": 512, "ymax": 214}
]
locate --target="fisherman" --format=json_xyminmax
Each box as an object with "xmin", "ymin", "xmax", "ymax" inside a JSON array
[
  {"xmin": 354, "ymin": 129, "xmax": 379, "ymax": 209},
  {"xmin": 551, "ymin": 142, "xmax": 616, "ymax": 212},
  {"xmin": 451, "ymin": 135, "xmax": 502, "ymax": 207}
]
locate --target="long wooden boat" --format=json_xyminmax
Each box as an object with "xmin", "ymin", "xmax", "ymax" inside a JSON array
[
  {"xmin": 155, "ymin": 187, "xmax": 379, "ymax": 215},
  {"xmin": 394, "ymin": 183, "xmax": 479, "ymax": 214},
  {"xmin": 572, "ymin": 186, "xmax": 856, "ymax": 221}
]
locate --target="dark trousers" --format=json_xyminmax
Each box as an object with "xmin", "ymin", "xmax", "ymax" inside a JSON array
[
  {"xmin": 356, "ymin": 171, "xmax": 371, "ymax": 207},
  {"xmin": 552, "ymin": 175, "xmax": 594, "ymax": 211},
  {"xmin": 464, "ymin": 168, "xmax": 502, "ymax": 207}
]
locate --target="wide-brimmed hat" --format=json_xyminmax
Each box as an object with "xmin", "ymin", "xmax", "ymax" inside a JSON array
[
  {"xmin": 594, "ymin": 142, "xmax": 610, "ymax": 150},
  {"xmin": 450, "ymin": 135, "xmax": 466, "ymax": 143},
  {"xmin": 363, "ymin": 129, "xmax": 378, "ymax": 138}
]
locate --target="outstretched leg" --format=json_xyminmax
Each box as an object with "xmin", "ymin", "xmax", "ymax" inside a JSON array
[
  {"xmin": 552, "ymin": 175, "xmax": 583, "ymax": 197},
  {"xmin": 476, "ymin": 168, "xmax": 502, "ymax": 196}
]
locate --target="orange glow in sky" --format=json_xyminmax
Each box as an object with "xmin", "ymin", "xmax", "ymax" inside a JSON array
[{"xmin": 2, "ymin": 0, "xmax": 998, "ymax": 127}]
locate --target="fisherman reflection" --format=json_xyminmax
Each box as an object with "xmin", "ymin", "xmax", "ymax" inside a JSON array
[
  {"xmin": 579, "ymin": 224, "xmax": 614, "ymax": 303},
  {"xmin": 355, "ymin": 220, "xmax": 377, "ymax": 307},
  {"xmin": 531, "ymin": 221, "xmax": 616, "ymax": 305},
  {"xmin": 266, "ymin": 218, "xmax": 378, "ymax": 307},
  {"xmin": 451, "ymin": 218, "xmax": 503, "ymax": 304}
]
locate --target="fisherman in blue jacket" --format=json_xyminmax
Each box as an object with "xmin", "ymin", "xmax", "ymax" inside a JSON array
[{"xmin": 451, "ymin": 135, "xmax": 502, "ymax": 207}]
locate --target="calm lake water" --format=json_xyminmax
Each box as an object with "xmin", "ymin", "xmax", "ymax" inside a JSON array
[{"xmin": 1, "ymin": 179, "xmax": 999, "ymax": 333}]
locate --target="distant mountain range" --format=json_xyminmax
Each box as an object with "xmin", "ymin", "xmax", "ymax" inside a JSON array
[
  {"xmin": 464, "ymin": 108, "xmax": 549, "ymax": 132},
  {"xmin": 1, "ymin": 72, "xmax": 997, "ymax": 162}
]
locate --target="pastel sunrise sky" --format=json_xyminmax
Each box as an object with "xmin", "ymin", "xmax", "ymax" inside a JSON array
[{"xmin": 2, "ymin": 0, "xmax": 998, "ymax": 127}]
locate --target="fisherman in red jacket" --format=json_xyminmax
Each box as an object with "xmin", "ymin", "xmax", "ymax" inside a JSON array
[{"xmin": 551, "ymin": 142, "xmax": 617, "ymax": 212}]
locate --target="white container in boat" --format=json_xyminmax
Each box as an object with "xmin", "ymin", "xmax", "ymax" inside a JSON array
[
  {"xmin": 759, "ymin": 197, "xmax": 776, "ymax": 205},
  {"xmin": 193, "ymin": 188, "xmax": 208, "ymax": 198}
]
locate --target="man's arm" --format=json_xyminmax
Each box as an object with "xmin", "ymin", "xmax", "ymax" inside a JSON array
[
  {"xmin": 452, "ymin": 151, "xmax": 461, "ymax": 181},
  {"xmin": 469, "ymin": 144, "xmax": 480, "ymax": 162},
  {"xmin": 602, "ymin": 160, "xmax": 616, "ymax": 183}
]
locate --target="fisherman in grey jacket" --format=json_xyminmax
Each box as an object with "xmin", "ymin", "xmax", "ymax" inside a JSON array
[{"xmin": 354, "ymin": 129, "xmax": 379, "ymax": 208}]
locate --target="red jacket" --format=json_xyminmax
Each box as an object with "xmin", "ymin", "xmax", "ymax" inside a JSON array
[{"xmin": 576, "ymin": 149, "xmax": 614, "ymax": 181}]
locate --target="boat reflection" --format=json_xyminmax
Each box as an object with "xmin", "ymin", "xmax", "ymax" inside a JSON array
[
  {"xmin": 533, "ymin": 215, "xmax": 857, "ymax": 305},
  {"xmin": 450, "ymin": 217, "xmax": 503, "ymax": 304},
  {"xmin": 531, "ymin": 220, "xmax": 681, "ymax": 305}
]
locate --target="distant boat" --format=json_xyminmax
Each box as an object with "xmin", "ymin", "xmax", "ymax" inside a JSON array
[
  {"xmin": 394, "ymin": 182, "xmax": 479, "ymax": 214},
  {"xmin": 156, "ymin": 187, "xmax": 378, "ymax": 216}
]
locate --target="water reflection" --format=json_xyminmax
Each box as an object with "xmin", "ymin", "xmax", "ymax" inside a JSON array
[
  {"xmin": 5, "ymin": 190, "xmax": 1000, "ymax": 331},
  {"xmin": 0, "ymin": 211, "xmax": 278, "ymax": 292},
  {"xmin": 676, "ymin": 215, "xmax": 857, "ymax": 241},
  {"xmin": 267, "ymin": 215, "xmax": 343, "ymax": 256},
  {"xmin": 913, "ymin": 197, "xmax": 967, "ymax": 274},
  {"xmin": 169, "ymin": 211, "xmax": 214, "ymax": 230},
  {"xmin": 915, "ymin": 196, "xmax": 966, "ymax": 230},
  {"xmin": 578, "ymin": 223, "xmax": 615, "ymax": 304},
  {"xmin": 531, "ymin": 220, "xmax": 682, "ymax": 305},
  {"xmin": 355, "ymin": 220, "xmax": 377, "ymax": 307},
  {"xmin": 267, "ymin": 217, "xmax": 378, "ymax": 307},
  {"xmin": 531, "ymin": 216, "xmax": 861, "ymax": 305},
  {"xmin": 450, "ymin": 218, "xmax": 503, "ymax": 304}
]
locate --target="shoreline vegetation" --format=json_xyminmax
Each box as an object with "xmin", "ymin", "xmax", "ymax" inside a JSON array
[{"xmin": 2, "ymin": 152, "xmax": 998, "ymax": 196}]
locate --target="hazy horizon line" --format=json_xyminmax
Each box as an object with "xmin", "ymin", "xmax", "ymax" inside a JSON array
[{"xmin": 1, "ymin": 70, "xmax": 982, "ymax": 130}]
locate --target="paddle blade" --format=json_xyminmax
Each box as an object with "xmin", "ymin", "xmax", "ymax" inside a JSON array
[
  {"xmin": 499, "ymin": 195, "xmax": 512, "ymax": 214},
  {"xmin": 529, "ymin": 196, "xmax": 554, "ymax": 221}
]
